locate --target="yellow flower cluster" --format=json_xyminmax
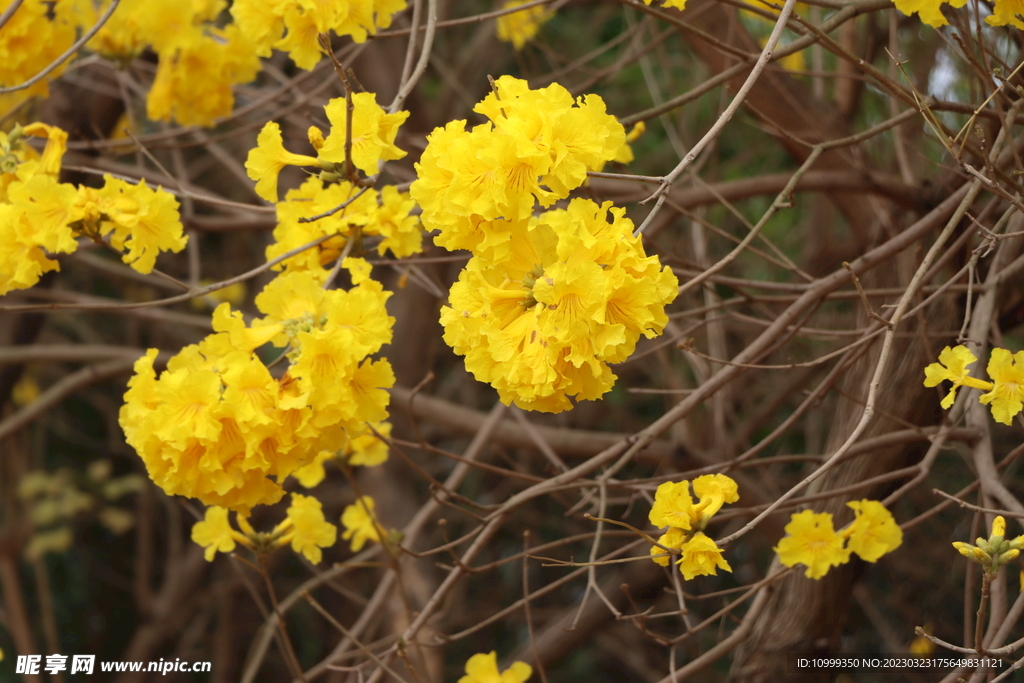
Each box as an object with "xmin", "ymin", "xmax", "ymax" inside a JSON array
[
  {"xmin": 458, "ymin": 652, "xmax": 532, "ymax": 683},
  {"xmin": 411, "ymin": 76, "xmax": 625, "ymax": 256},
  {"xmin": 266, "ymin": 178, "xmax": 422, "ymax": 270},
  {"xmin": 442, "ymin": 200, "xmax": 678, "ymax": 411},
  {"xmin": 245, "ymin": 95, "xmax": 421, "ymax": 263},
  {"xmin": 119, "ymin": 268, "xmax": 396, "ymax": 511},
  {"xmin": 496, "ymin": 0, "xmax": 551, "ymax": 50},
  {"xmin": 246, "ymin": 93, "xmax": 409, "ymax": 202},
  {"xmin": 647, "ymin": 475, "xmax": 738, "ymax": 580},
  {"xmin": 774, "ymin": 501, "xmax": 902, "ymax": 579},
  {"xmin": 413, "ymin": 77, "xmax": 676, "ymax": 411},
  {"xmin": 191, "ymin": 493, "xmax": 338, "ymax": 563},
  {"xmin": 924, "ymin": 345, "xmax": 1024, "ymax": 425},
  {"xmin": 231, "ymin": 0, "xmax": 408, "ymax": 69},
  {"xmin": 0, "ymin": 123, "xmax": 187, "ymax": 296},
  {"xmin": 91, "ymin": 0, "xmax": 260, "ymax": 126},
  {"xmin": 293, "ymin": 422, "xmax": 391, "ymax": 488},
  {"xmin": 0, "ymin": 0, "xmax": 86, "ymax": 113},
  {"xmin": 952, "ymin": 515, "xmax": 1024, "ymax": 575}
]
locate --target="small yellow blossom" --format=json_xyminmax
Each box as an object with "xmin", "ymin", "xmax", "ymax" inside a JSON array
[
  {"xmin": 191, "ymin": 507, "xmax": 240, "ymax": 561},
  {"xmin": 775, "ymin": 510, "xmax": 850, "ymax": 579},
  {"xmin": 678, "ymin": 532, "xmax": 732, "ymax": 580},
  {"xmin": 496, "ymin": 0, "xmax": 551, "ymax": 50},
  {"xmin": 979, "ymin": 348, "xmax": 1024, "ymax": 426},
  {"xmin": 283, "ymin": 494, "xmax": 337, "ymax": 564},
  {"xmin": 246, "ymin": 121, "xmax": 319, "ymax": 202},
  {"xmin": 841, "ymin": 500, "xmax": 902, "ymax": 563},
  {"xmin": 319, "ymin": 93, "xmax": 409, "ymax": 176},
  {"xmin": 458, "ymin": 651, "xmax": 532, "ymax": 683},
  {"xmin": 924, "ymin": 345, "xmax": 993, "ymax": 409},
  {"xmin": 341, "ymin": 496, "xmax": 382, "ymax": 552},
  {"xmin": 692, "ymin": 474, "xmax": 740, "ymax": 525},
  {"xmin": 649, "ymin": 481, "xmax": 696, "ymax": 530}
]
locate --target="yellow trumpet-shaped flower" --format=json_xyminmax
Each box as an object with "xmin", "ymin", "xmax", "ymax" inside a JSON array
[
  {"xmin": 282, "ymin": 494, "xmax": 337, "ymax": 564},
  {"xmin": 979, "ymin": 348, "xmax": 1024, "ymax": 426},
  {"xmin": 678, "ymin": 532, "xmax": 732, "ymax": 580},
  {"xmin": 192, "ymin": 507, "xmax": 248, "ymax": 561},
  {"xmin": 245, "ymin": 121, "xmax": 319, "ymax": 202},
  {"xmin": 775, "ymin": 510, "xmax": 850, "ymax": 579},
  {"xmin": 924, "ymin": 345, "xmax": 993, "ymax": 409},
  {"xmin": 841, "ymin": 500, "xmax": 903, "ymax": 563},
  {"xmin": 341, "ymin": 496, "xmax": 382, "ymax": 552},
  {"xmin": 319, "ymin": 93, "xmax": 409, "ymax": 176},
  {"xmin": 649, "ymin": 481, "xmax": 696, "ymax": 531}
]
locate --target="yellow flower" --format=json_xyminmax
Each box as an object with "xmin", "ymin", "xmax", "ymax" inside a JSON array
[
  {"xmin": 283, "ymin": 493, "xmax": 337, "ymax": 564},
  {"xmin": 650, "ymin": 526, "xmax": 686, "ymax": 566},
  {"xmin": 924, "ymin": 345, "xmax": 993, "ymax": 409},
  {"xmin": 458, "ymin": 652, "xmax": 532, "ymax": 683},
  {"xmin": 22, "ymin": 122, "xmax": 68, "ymax": 176},
  {"xmin": 892, "ymin": 0, "xmax": 966, "ymax": 26},
  {"xmin": 7, "ymin": 174, "xmax": 80, "ymax": 255},
  {"xmin": 145, "ymin": 24, "xmax": 261, "ymax": 127},
  {"xmin": 103, "ymin": 178, "xmax": 188, "ymax": 274},
  {"xmin": 775, "ymin": 510, "xmax": 850, "ymax": 579},
  {"xmin": 649, "ymin": 481, "xmax": 696, "ymax": 530},
  {"xmin": 986, "ymin": 0, "xmax": 1024, "ymax": 27},
  {"xmin": 692, "ymin": 474, "xmax": 740, "ymax": 525},
  {"xmin": 979, "ymin": 348, "xmax": 1024, "ymax": 425},
  {"xmin": 677, "ymin": 532, "xmax": 732, "ymax": 580},
  {"xmin": 192, "ymin": 507, "xmax": 240, "ymax": 561},
  {"xmin": 841, "ymin": 500, "xmax": 902, "ymax": 562},
  {"xmin": 496, "ymin": 0, "xmax": 550, "ymax": 50},
  {"xmin": 246, "ymin": 121, "xmax": 319, "ymax": 202},
  {"xmin": 341, "ymin": 495, "xmax": 382, "ymax": 552},
  {"xmin": 439, "ymin": 199, "xmax": 677, "ymax": 412},
  {"xmin": 319, "ymin": 92, "xmax": 409, "ymax": 176}
]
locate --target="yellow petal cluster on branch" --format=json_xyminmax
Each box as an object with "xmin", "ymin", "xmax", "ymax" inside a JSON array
[
  {"xmin": 120, "ymin": 269, "xmax": 396, "ymax": 512},
  {"xmin": 415, "ymin": 77, "xmax": 675, "ymax": 412},
  {"xmin": 774, "ymin": 500, "xmax": 902, "ymax": 579},
  {"xmin": 92, "ymin": 0, "xmax": 260, "ymax": 126},
  {"xmin": 496, "ymin": 0, "xmax": 551, "ymax": 50},
  {"xmin": 0, "ymin": 0, "xmax": 87, "ymax": 113},
  {"xmin": 231, "ymin": 0, "xmax": 408, "ymax": 68},
  {"xmin": 441, "ymin": 199, "xmax": 677, "ymax": 412},
  {"xmin": 648, "ymin": 475, "xmax": 738, "ymax": 580},
  {"xmin": 264, "ymin": 179, "xmax": 422, "ymax": 269},
  {"xmin": 924, "ymin": 344, "xmax": 1024, "ymax": 425},
  {"xmin": 411, "ymin": 76, "xmax": 626, "ymax": 257},
  {"xmin": 0, "ymin": 124, "xmax": 187, "ymax": 295},
  {"xmin": 191, "ymin": 493, "xmax": 338, "ymax": 563}
]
